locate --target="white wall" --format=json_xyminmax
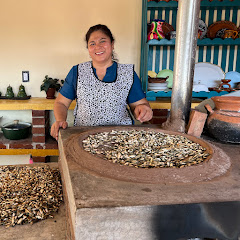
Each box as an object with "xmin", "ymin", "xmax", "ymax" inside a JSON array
[
  {"xmin": 0, "ymin": 0, "xmax": 142, "ymax": 97},
  {"xmin": 0, "ymin": 0, "xmax": 142, "ymax": 163}
]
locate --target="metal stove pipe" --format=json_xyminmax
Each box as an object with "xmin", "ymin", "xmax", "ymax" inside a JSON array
[{"xmin": 166, "ymin": 0, "xmax": 201, "ymax": 132}]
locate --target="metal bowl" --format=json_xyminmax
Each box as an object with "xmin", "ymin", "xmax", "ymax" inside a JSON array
[{"xmin": 2, "ymin": 120, "xmax": 31, "ymax": 140}]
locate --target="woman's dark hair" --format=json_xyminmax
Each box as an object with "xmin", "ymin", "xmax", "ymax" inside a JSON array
[{"xmin": 85, "ymin": 24, "xmax": 115, "ymax": 45}]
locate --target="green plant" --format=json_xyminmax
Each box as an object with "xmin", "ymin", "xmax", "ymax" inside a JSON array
[{"xmin": 40, "ymin": 75, "xmax": 64, "ymax": 93}]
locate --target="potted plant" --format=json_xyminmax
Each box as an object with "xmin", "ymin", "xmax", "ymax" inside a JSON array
[{"xmin": 40, "ymin": 75, "xmax": 64, "ymax": 99}]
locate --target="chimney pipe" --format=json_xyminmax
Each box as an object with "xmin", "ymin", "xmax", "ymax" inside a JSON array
[{"xmin": 164, "ymin": 0, "xmax": 201, "ymax": 132}]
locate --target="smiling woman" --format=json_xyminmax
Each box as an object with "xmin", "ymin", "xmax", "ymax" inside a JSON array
[
  {"xmin": 87, "ymin": 31, "xmax": 114, "ymax": 80},
  {"xmin": 50, "ymin": 24, "xmax": 153, "ymax": 140}
]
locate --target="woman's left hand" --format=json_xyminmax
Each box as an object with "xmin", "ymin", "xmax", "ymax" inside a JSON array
[
  {"xmin": 129, "ymin": 98, "xmax": 153, "ymax": 123},
  {"xmin": 134, "ymin": 104, "xmax": 153, "ymax": 123}
]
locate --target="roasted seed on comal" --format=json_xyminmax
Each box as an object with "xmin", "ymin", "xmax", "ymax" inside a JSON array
[{"xmin": 82, "ymin": 129, "xmax": 210, "ymax": 168}]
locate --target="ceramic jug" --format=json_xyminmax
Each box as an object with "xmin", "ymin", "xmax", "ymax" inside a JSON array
[
  {"xmin": 223, "ymin": 30, "xmax": 238, "ymax": 40},
  {"xmin": 205, "ymin": 96, "xmax": 240, "ymax": 143}
]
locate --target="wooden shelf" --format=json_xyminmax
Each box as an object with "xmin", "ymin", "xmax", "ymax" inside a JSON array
[
  {"xmin": 0, "ymin": 97, "xmax": 76, "ymax": 110},
  {"xmin": 148, "ymin": 0, "xmax": 240, "ymax": 9},
  {"xmin": 149, "ymin": 98, "xmax": 201, "ymax": 109},
  {"xmin": 0, "ymin": 97, "xmax": 188, "ymax": 110},
  {"xmin": 0, "ymin": 134, "xmax": 59, "ymax": 156},
  {"xmin": 0, "ymin": 98, "xmax": 62, "ymax": 158},
  {"xmin": 148, "ymin": 1, "xmax": 177, "ymax": 9},
  {"xmin": 146, "ymin": 90, "xmax": 231, "ymax": 101},
  {"xmin": 0, "ymin": 149, "xmax": 59, "ymax": 156},
  {"xmin": 147, "ymin": 38, "xmax": 240, "ymax": 46}
]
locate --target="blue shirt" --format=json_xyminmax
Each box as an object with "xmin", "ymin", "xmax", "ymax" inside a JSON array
[{"xmin": 59, "ymin": 61, "xmax": 145, "ymax": 104}]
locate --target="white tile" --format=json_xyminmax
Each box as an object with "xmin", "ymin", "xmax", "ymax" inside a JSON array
[{"xmin": 0, "ymin": 155, "xmax": 30, "ymax": 165}]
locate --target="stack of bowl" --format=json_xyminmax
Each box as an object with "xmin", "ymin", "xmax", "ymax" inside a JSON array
[{"xmin": 148, "ymin": 76, "xmax": 168, "ymax": 92}]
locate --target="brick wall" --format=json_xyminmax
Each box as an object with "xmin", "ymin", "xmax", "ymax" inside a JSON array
[
  {"xmin": 32, "ymin": 110, "xmax": 47, "ymax": 144},
  {"xmin": 148, "ymin": 109, "xmax": 169, "ymax": 125}
]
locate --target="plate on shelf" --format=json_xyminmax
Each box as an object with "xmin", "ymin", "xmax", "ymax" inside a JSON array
[
  {"xmin": 148, "ymin": 70, "xmax": 157, "ymax": 78},
  {"xmin": 148, "ymin": 82, "xmax": 168, "ymax": 91},
  {"xmin": 207, "ymin": 21, "xmax": 237, "ymax": 39},
  {"xmin": 225, "ymin": 71, "xmax": 240, "ymax": 88},
  {"xmin": 194, "ymin": 62, "xmax": 225, "ymax": 88},
  {"xmin": 162, "ymin": 22, "xmax": 175, "ymax": 36},
  {"xmin": 148, "ymin": 83, "xmax": 168, "ymax": 91},
  {"xmin": 148, "ymin": 83, "xmax": 168, "ymax": 87},
  {"xmin": 157, "ymin": 69, "xmax": 173, "ymax": 88},
  {"xmin": 148, "ymin": 89, "xmax": 168, "ymax": 92}
]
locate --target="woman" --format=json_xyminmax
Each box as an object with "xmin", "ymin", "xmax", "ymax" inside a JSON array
[{"xmin": 51, "ymin": 24, "xmax": 153, "ymax": 140}]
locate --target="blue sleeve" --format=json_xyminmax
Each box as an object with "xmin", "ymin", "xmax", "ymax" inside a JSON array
[
  {"xmin": 127, "ymin": 71, "xmax": 146, "ymax": 104},
  {"xmin": 59, "ymin": 65, "xmax": 78, "ymax": 100}
]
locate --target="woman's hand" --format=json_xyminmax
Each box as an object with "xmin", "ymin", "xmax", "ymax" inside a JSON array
[
  {"xmin": 50, "ymin": 121, "xmax": 68, "ymax": 141},
  {"xmin": 134, "ymin": 104, "xmax": 153, "ymax": 123},
  {"xmin": 129, "ymin": 98, "xmax": 153, "ymax": 123},
  {"xmin": 51, "ymin": 93, "xmax": 72, "ymax": 140}
]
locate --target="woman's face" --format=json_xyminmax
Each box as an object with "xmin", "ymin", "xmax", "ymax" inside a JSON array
[{"xmin": 87, "ymin": 30, "xmax": 114, "ymax": 65}]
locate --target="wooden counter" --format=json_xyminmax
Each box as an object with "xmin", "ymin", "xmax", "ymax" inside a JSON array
[
  {"xmin": 0, "ymin": 97, "xmax": 201, "ymax": 110},
  {"xmin": 0, "ymin": 97, "xmax": 76, "ymax": 110}
]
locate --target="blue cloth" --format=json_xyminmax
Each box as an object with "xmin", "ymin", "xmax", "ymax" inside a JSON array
[{"xmin": 59, "ymin": 61, "xmax": 145, "ymax": 104}]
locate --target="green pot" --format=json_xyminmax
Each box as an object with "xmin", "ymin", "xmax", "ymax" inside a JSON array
[{"xmin": 2, "ymin": 120, "xmax": 31, "ymax": 140}]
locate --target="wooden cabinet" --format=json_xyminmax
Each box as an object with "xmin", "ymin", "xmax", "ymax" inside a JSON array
[{"xmin": 140, "ymin": 0, "xmax": 240, "ymax": 101}]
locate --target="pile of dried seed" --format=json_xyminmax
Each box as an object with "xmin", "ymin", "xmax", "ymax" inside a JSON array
[
  {"xmin": 82, "ymin": 129, "xmax": 210, "ymax": 168},
  {"xmin": 0, "ymin": 165, "xmax": 63, "ymax": 227}
]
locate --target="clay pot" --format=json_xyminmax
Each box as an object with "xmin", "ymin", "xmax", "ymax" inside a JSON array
[
  {"xmin": 211, "ymin": 96, "xmax": 240, "ymax": 112},
  {"xmin": 46, "ymin": 88, "xmax": 56, "ymax": 99},
  {"xmin": 205, "ymin": 102, "xmax": 240, "ymax": 143}
]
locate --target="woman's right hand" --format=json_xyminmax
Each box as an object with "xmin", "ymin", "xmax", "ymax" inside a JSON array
[
  {"xmin": 51, "ymin": 93, "xmax": 73, "ymax": 141},
  {"xmin": 50, "ymin": 121, "xmax": 68, "ymax": 141}
]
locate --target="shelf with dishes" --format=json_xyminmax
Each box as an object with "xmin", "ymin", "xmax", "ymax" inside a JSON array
[
  {"xmin": 146, "ymin": 19, "xmax": 240, "ymax": 46},
  {"xmin": 146, "ymin": 90, "xmax": 233, "ymax": 101},
  {"xmin": 147, "ymin": 38, "xmax": 240, "ymax": 46},
  {"xmin": 146, "ymin": 63, "xmax": 240, "ymax": 101},
  {"xmin": 141, "ymin": 0, "xmax": 240, "ymax": 100}
]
